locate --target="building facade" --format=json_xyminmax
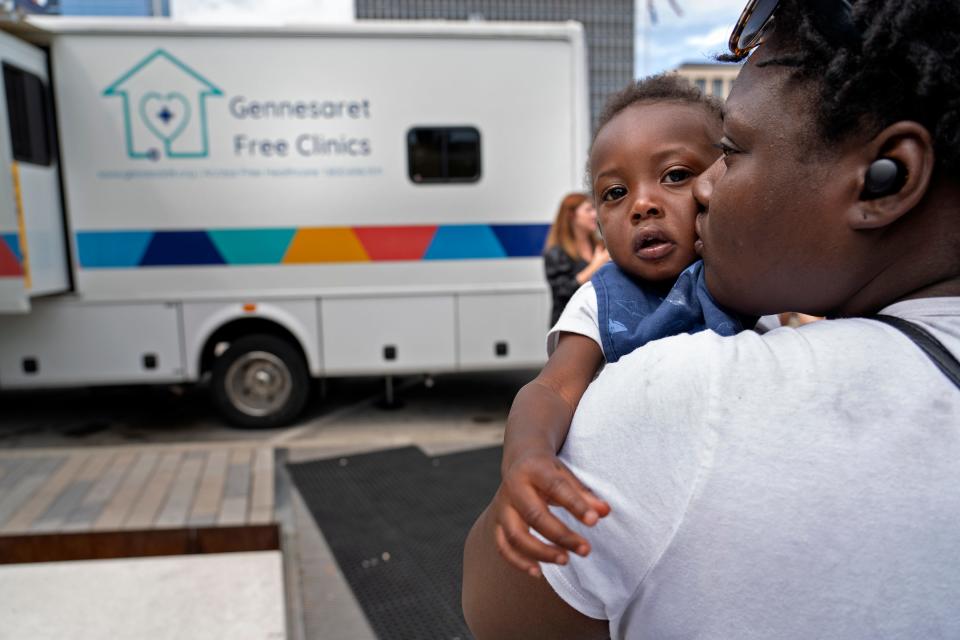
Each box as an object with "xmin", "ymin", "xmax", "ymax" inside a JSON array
[
  {"xmin": 355, "ymin": 0, "xmax": 634, "ymax": 131},
  {"xmin": 9, "ymin": 0, "xmax": 170, "ymax": 16},
  {"xmin": 5, "ymin": 0, "xmax": 57, "ymax": 13},
  {"xmin": 671, "ymin": 62, "xmax": 740, "ymax": 101}
]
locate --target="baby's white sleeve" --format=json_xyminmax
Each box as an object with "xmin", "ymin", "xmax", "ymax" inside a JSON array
[{"xmin": 546, "ymin": 281, "xmax": 603, "ymax": 357}]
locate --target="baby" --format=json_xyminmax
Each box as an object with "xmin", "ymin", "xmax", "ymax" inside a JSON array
[{"xmin": 494, "ymin": 74, "xmax": 749, "ymax": 575}]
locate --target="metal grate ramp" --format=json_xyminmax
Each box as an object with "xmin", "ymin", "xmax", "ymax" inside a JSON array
[{"xmin": 287, "ymin": 445, "xmax": 501, "ymax": 640}]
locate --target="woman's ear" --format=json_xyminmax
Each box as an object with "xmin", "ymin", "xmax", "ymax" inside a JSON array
[{"xmin": 848, "ymin": 121, "xmax": 935, "ymax": 230}]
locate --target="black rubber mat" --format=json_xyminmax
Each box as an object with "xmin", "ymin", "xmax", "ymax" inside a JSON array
[{"xmin": 287, "ymin": 445, "xmax": 501, "ymax": 640}]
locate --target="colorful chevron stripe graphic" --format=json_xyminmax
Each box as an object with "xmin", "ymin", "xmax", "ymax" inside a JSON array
[
  {"xmin": 76, "ymin": 223, "xmax": 551, "ymax": 268},
  {"xmin": 0, "ymin": 233, "xmax": 23, "ymax": 277}
]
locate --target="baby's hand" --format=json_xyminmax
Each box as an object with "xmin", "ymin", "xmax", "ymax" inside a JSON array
[{"xmin": 492, "ymin": 451, "xmax": 611, "ymax": 576}]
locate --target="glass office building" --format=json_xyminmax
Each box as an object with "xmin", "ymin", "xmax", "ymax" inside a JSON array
[
  {"xmin": 17, "ymin": 0, "xmax": 170, "ymax": 16},
  {"xmin": 355, "ymin": 0, "xmax": 635, "ymax": 131}
]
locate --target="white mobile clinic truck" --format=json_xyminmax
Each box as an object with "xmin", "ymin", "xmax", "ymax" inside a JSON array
[{"xmin": 0, "ymin": 16, "xmax": 589, "ymax": 427}]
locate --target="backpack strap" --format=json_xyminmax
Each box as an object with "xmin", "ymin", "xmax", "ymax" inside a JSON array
[{"xmin": 873, "ymin": 314, "xmax": 960, "ymax": 390}]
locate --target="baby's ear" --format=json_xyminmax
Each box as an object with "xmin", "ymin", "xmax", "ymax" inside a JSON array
[{"xmin": 847, "ymin": 121, "xmax": 934, "ymax": 230}]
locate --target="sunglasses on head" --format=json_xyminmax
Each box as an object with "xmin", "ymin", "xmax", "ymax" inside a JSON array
[{"xmin": 728, "ymin": 0, "xmax": 855, "ymax": 57}]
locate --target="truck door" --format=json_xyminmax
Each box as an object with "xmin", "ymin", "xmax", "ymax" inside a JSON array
[{"xmin": 0, "ymin": 30, "xmax": 69, "ymax": 313}]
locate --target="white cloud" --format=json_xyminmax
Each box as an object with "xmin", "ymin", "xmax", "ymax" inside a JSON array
[
  {"xmin": 683, "ymin": 25, "xmax": 729, "ymax": 49},
  {"xmin": 636, "ymin": 0, "xmax": 743, "ymax": 75},
  {"xmin": 637, "ymin": 0, "xmax": 744, "ymax": 26}
]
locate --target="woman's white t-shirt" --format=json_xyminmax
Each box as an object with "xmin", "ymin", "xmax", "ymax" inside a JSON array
[{"xmin": 540, "ymin": 297, "xmax": 960, "ymax": 639}]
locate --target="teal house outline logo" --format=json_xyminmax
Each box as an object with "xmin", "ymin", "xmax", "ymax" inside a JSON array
[{"xmin": 103, "ymin": 49, "xmax": 223, "ymax": 161}]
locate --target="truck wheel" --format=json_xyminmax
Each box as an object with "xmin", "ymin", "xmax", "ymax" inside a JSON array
[{"xmin": 211, "ymin": 334, "xmax": 309, "ymax": 429}]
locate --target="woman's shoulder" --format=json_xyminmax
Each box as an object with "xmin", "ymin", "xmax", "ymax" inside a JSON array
[
  {"xmin": 609, "ymin": 316, "xmax": 920, "ymax": 400},
  {"xmin": 602, "ymin": 320, "xmax": 812, "ymax": 383}
]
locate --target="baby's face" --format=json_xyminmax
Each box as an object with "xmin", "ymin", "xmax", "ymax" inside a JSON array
[{"xmin": 591, "ymin": 101, "xmax": 721, "ymax": 284}]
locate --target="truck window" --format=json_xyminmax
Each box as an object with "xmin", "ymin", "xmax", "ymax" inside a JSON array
[
  {"xmin": 3, "ymin": 63, "xmax": 53, "ymax": 167},
  {"xmin": 407, "ymin": 126, "xmax": 481, "ymax": 184}
]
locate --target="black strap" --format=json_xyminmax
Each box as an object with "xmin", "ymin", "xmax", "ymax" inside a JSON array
[{"xmin": 873, "ymin": 314, "xmax": 960, "ymax": 390}]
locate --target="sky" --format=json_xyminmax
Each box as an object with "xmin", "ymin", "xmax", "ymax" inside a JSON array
[
  {"xmin": 637, "ymin": 0, "xmax": 744, "ymax": 75},
  {"xmin": 171, "ymin": 0, "xmax": 743, "ymax": 77}
]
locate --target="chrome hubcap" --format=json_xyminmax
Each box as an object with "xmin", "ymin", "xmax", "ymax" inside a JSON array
[{"xmin": 224, "ymin": 351, "xmax": 292, "ymax": 418}]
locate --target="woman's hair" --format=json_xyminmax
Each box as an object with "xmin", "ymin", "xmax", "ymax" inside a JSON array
[
  {"xmin": 730, "ymin": 0, "xmax": 960, "ymax": 175},
  {"xmin": 588, "ymin": 74, "xmax": 723, "ymax": 187},
  {"xmin": 544, "ymin": 192, "xmax": 596, "ymax": 259}
]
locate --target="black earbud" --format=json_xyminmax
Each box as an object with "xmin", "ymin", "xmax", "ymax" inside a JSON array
[{"xmin": 861, "ymin": 158, "xmax": 907, "ymax": 200}]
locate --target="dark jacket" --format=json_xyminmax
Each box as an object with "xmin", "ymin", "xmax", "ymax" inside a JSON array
[{"xmin": 544, "ymin": 245, "xmax": 588, "ymax": 326}]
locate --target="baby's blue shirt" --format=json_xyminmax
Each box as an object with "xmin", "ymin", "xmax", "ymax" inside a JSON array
[{"xmin": 591, "ymin": 260, "xmax": 747, "ymax": 363}]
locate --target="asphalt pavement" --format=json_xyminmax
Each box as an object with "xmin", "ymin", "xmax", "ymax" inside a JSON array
[{"xmin": 0, "ymin": 370, "xmax": 531, "ymax": 451}]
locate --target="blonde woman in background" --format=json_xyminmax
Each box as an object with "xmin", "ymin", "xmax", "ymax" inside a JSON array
[{"xmin": 543, "ymin": 193, "xmax": 609, "ymax": 325}]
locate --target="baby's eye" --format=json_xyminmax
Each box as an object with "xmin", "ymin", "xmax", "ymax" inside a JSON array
[
  {"xmin": 601, "ymin": 186, "xmax": 627, "ymax": 202},
  {"xmin": 663, "ymin": 168, "xmax": 693, "ymax": 184}
]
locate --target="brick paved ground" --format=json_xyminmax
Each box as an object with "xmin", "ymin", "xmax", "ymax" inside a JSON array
[{"xmin": 0, "ymin": 445, "xmax": 275, "ymax": 535}]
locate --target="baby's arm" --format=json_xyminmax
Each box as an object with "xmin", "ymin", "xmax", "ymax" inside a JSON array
[
  {"xmin": 494, "ymin": 332, "xmax": 611, "ymax": 576},
  {"xmin": 502, "ymin": 332, "xmax": 603, "ymax": 473}
]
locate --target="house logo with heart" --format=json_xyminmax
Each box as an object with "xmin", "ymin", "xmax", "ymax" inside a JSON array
[{"xmin": 103, "ymin": 49, "xmax": 223, "ymax": 160}]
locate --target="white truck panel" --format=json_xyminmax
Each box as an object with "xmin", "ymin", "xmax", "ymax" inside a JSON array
[
  {"xmin": 54, "ymin": 35, "xmax": 575, "ymax": 228},
  {"xmin": 320, "ymin": 295, "xmax": 456, "ymax": 375},
  {"xmin": 457, "ymin": 291, "xmax": 549, "ymax": 369},
  {"xmin": 0, "ymin": 30, "xmax": 31, "ymax": 313},
  {"xmin": 45, "ymin": 26, "xmax": 580, "ymax": 301},
  {"xmin": 0, "ymin": 20, "xmax": 589, "ymax": 417},
  {"xmin": 15, "ymin": 162, "xmax": 69, "ymax": 295},
  {"xmin": 0, "ymin": 298, "xmax": 184, "ymax": 387},
  {"xmin": 180, "ymin": 299, "xmax": 321, "ymax": 379},
  {"xmin": 0, "ymin": 280, "xmax": 26, "ymax": 313},
  {"xmin": 0, "ymin": 29, "xmax": 70, "ymax": 311}
]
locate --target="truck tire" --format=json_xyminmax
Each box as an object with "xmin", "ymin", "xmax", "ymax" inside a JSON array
[{"xmin": 211, "ymin": 334, "xmax": 309, "ymax": 429}]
